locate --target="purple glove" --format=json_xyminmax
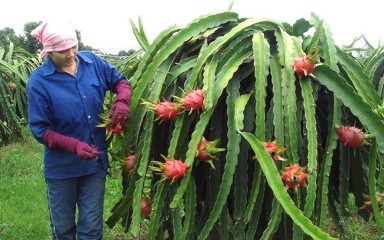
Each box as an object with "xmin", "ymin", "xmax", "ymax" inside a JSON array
[
  {"xmin": 108, "ymin": 79, "xmax": 131, "ymax": 131},
  {"xmin": 75, "ymin": 142, "xmax": 103, "ymax": 160},
  {"xmin": 43, "ymin": 129, "xmax": 102, "ymax": 160}
]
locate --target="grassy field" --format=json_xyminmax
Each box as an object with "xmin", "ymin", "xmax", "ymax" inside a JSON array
[
  {"xmin": 1, "ymin": 128, "xmax": 383, "ymax": 239},
  {"xmin": 0, "ymin": 128, "xmax": 128, "ymax": 239}
]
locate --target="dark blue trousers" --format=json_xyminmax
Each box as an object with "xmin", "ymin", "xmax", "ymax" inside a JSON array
[{"xmin": 45, "ymin": 167, "xmax": 107, "ymax": 240}]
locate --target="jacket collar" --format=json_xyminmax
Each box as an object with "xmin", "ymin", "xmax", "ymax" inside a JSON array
[{"xmin": 41, "ymin": 51, "xmax": 93, "ymax": 76}]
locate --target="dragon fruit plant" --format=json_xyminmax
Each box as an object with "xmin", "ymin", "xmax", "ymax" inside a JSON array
[
  {"xmin": 102, "ymin": 11, "xmax": 384, "ymax": 240},
  {"xmin": 0, "ymin": 46, "xmax": 38, "ymax": 145}
]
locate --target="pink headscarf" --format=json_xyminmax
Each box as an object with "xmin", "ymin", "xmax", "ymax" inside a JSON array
[{"xmin": 31, "ymin": 22, "xmax": 78, "ymax": 61}]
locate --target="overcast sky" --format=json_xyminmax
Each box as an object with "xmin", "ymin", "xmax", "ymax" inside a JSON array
[{"xmin": 1, "ymin": 0, "xmax": 382, "ymax": 53}]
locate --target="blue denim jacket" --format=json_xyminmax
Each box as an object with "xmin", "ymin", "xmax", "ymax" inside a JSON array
[{"xmin": 27, "ymin": 51, "xmax": 126, "ymax": 179}]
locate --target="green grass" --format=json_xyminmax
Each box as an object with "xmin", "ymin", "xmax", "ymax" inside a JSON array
[
  {"xmin": 325, "ymin": 193, "xmax": 384, "ymax": 240},
  {"xmin": 338, "ymin": 194, "xmax": 384, "ymax": 240},
  {"xmin": 0, "ymin": 128, "xmax": 128, "ymax": 239}
]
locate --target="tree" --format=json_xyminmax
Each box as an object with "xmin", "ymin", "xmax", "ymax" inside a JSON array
[
  {"xmin": 0, "ymin": 27, "xmax": 22, "ymax": 50},
  {"xmin": 1, "ymin": 22, "xmax": 95, "ymax": 54},
  {"xmin": 76, "ymin": 30, "xmax": 94, "ymax": 51},
  {"xmin": 22, "ymin": 21, "xmax": 42, "ymax": 54},
  {"xmin": 117, "ymin": 49, "xmax": 136, "ymax": 56}
]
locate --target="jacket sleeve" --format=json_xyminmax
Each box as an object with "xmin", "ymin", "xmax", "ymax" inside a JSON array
[{"xmin": 27, "ymin": 79, "xmax": 52, "ymax": 143}]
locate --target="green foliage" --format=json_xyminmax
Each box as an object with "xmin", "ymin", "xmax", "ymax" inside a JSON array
[
  {"xmin": 0, "ymin": 42, "xmax": 39, "ymax": 145},
  {"xmin": 100, "ymin": 11, "xmax": 384, "ymax": 239},
  {"xmin": 21, "ymin": 21, "xmax": 42, "ymax": 54},
  {"xmin": 0, "ymin": 28, "xmax": 23, "ymax": 50},
  {"xmin": 0, "ymin": 22, "xmax": 42, "ymax": 54},
  {"xmin": 101, "ymin": 11, "xmax": 384, "ymax": 239}
]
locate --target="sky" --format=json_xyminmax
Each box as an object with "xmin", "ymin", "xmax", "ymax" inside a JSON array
[{"xmin": 1, "ymin": 0, "xmax": 382, "ymax": 53}]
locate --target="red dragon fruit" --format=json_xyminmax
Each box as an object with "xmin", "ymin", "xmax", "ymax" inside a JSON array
[
  {"xmin": 106, "ymin": 123, "xmax": 124, "ymax": 136},
  {"xmin": 361, "ymin": 192, "xmax": 384, "ymax": 217},
  {"xmin": 124, "ymin": 153, "xmax": 136, "ymax": 173},
  {"xmin": 8, "ymin": 82, "xmax": 17, "ymax": 91},
  {"xmin": 142, "ymin": 99, "xmax": 181, "ymax": 121},
  {"xmin": 261, "ymin": 140, "xmax": 286, "ymax": 161},
  {"xmin": 97, "ymin": 112, "xmax": 124, "ymax": 139},
  {"xmin": 336, "ymin": 126, "xmax": 365, "ymax": 148},
  {"xmin": 281, "ymin": 164, "xmax": 307, "ymax": 189},
  {"xmin": 179, "ymin": 89, "xmax": 204, "ymax": 111},
  {"xmin": 1, "ymin": 73, "xmax": 8, "ymax": 80},
  {"xmin": 196, "ymin": 137, "xmax": 226, "ymax": 169},
  {"xmin": 150, "ymin": 156, "xmax": 188, "ymax": 183},
  {"xmin": 292, "ymin": 49, "xmax": 319, "ymax": 78},
  {"xmin": 262, "ymin": 141, "xmax": 278, "ymax": 153},
  {"xmin": 140, "ymin": 197, "xmax": 153, "ymax": 218}
]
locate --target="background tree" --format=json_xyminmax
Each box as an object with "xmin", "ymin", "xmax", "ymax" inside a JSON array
[
  {"xmin": 0, "ymin": 27, "xmax": 22, "ymax": 50},
  {"xmin": 1, "ymin": 22, "xmax": 95, "ymax": 54},
  {"xmin": 118, "ymin": 49, "xmax": 135, "ymax": 56},
  {"xmin": 22, "ymin": 21, "xmax": 42, "ymax": 54},
  {"xmin": 76, "ymin": 30, "xmax": 94, "ymax": 51}
]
